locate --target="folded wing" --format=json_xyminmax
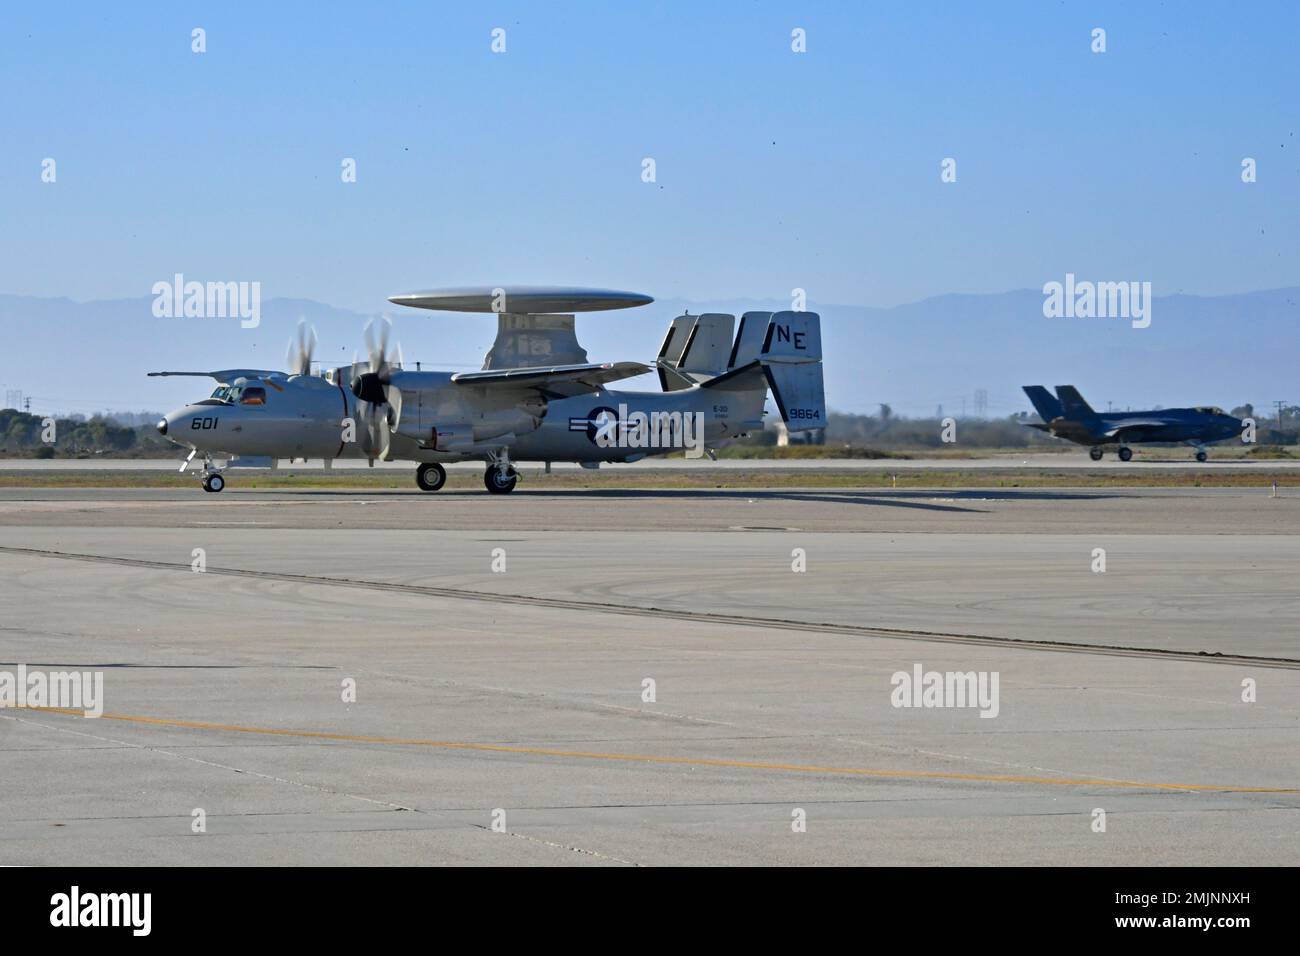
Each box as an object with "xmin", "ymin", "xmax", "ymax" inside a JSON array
[{"xmin": 450, "ymin": 361, "xmax": 650, "ymax": 397}]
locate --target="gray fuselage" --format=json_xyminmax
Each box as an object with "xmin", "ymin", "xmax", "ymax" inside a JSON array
[{"xmin": 159, "ymin": 368, "xmax": 769, "ymax": 464}]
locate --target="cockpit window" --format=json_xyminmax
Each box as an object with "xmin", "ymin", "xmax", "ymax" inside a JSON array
[
  {"xmin": 210, "ymin": 386, "xmax": 231, "ymax": 403},
  {"xmin": 1195, "ymin": 406, "xmax": 1225, "ymax": 416},
  {"xmin": 238, "ymin": 386, "xmax": 267, "ymax": 406}
]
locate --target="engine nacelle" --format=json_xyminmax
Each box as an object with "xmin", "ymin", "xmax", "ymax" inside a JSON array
[
  {"xmin": 410, "ymin": 410, "xmax": 542, "ymax": 452},
  {"xmin": 470, "ymin": 406, "xmax": 541, "ymax": 442},
  {"xmin": 387, "ymin": 374, "xmax": 546, "ymax": 451}
]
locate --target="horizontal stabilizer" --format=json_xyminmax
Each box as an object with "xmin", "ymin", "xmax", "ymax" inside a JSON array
[
  {"xmin": 656, "ymin": 363, "xmax": 697, "ymax": 391},
  {"xmin": 700, "ymin": 360, "xmax": 767, "ymax": 392}
]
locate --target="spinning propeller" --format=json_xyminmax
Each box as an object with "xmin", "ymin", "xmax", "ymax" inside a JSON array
[
  {"xmin": 349, "ymin": 317, "xmax": 404, "ymax": 459},
  {"xmin": 285, "ymin": 319, "xmax": 317, "ymax": 377}
]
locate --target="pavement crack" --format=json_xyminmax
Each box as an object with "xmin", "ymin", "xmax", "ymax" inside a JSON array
[{"xmin": 1, "ymin": 544, "xmax": 1294, "ymax": 669}]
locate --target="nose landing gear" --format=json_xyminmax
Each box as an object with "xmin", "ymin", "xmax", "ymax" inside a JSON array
[
  {"xmin": 187, "ymin": 451, "xmax": 228, "ymax": 492},
  {"xmin": 1089, "ymin": 446, "xmax": 1104, "ymax": 461}
]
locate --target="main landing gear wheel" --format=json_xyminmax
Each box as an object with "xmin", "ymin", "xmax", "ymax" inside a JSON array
[
  {"xmin": 416, "ymin": 463, "xmax": 447, "ymax": 492},
  {"xmin": 484, "ymin": 466, "xmax": 519, "ymax": 494},
  {"xmin": 202, "ymin": 474, "xmax": 225, "ymax": 493},
  {"xmin": 1195, "ymin": 449, "xmax": 1208, "ymax": 462},
  {"xmin": 1117, "ymin": 447, "xmax": 1133, "ymax": 462},
  {"xmin": 1089, "ymin": 447, "xmax": 1104, "ymax": 461}
]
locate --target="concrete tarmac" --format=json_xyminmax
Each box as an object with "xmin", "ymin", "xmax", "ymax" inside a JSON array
[{"xmin": 0, "ymin": 486, "xmax": 1296, "ymax": 865}]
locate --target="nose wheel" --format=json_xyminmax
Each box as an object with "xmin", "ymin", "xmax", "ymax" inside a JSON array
[
  {"xmin": 193, "ymin": 453, "xmax": 228, "ymax": 492},
  {"xmin": 1195, "ymin": 449, "xmax": 1208, "ymax": 462},
  {"xmin": 416, "ymin": 462, "xmax": 447, "ymax": 492},
  {"xmin": 1089, "ymin": 446, "xmax": 1104, "ymax": 461}
]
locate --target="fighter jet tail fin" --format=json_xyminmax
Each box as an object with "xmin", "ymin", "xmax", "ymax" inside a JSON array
[
  {"xmin": 1055, "ymin": 385, "xmax": 1100, "ymax": 422},
  {"xmin": 1023, "ymin": 385, "xmax": 1064, "ymax": 422}
]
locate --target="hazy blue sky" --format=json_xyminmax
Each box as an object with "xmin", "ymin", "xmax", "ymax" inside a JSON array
[{"xmin": 2, "ymin": 1, "xmax": 1298, "ymax": 314}]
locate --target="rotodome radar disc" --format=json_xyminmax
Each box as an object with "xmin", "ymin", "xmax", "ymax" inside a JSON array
[{"xmin": 387, "ymin": 286, "xmax": 654, "ymax": 314}]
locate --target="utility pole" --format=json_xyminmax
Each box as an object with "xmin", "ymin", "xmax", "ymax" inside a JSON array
[{"xmin": 1274, "ymin": 400, "xmax": 1288, "ymax": 428}]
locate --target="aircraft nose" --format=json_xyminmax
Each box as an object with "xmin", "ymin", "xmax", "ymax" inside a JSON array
[{"xmin": 156, "ymin": 418, "xmax": 168, "ymax": 436}]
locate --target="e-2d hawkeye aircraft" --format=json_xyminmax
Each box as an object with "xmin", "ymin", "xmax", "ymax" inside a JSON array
[
  {"xmin": 1022, "ymin": 385, "xmax": 1245, "ymax": 461},
  {"xmin": 152, "ymin": 287, "xmax": 825, "ymax": 493}
]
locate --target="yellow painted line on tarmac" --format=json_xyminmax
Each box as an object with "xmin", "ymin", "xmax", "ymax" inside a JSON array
[{"xmin": 12, "ymin": 706, "xmax": 1300, "ymax": 794}]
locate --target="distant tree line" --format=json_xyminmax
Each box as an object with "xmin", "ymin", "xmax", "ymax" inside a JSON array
[{"xmin": 0, "ymin": 409, "xmax": 172, "ymax": 458}]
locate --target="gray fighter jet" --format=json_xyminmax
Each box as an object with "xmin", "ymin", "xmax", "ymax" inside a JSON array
[{"xmin": 1023, "ymin": 385, "xmax": 1245, "ymax": 461}]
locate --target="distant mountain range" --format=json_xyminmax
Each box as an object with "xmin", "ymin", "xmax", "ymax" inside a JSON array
[{"xmin": 1, "ymin": 287, "xmax": 1296, "ymax": 418}]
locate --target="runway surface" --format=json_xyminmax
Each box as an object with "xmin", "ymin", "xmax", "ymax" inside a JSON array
[{"xmin": 1, "ymin": 486, "xmax": 1296, "ymax": 865}]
